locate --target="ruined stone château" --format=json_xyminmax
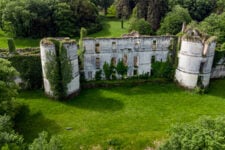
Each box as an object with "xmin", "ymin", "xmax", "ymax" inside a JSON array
[{"xmin": 40, "ymin": 31, "xmax": 223, "ymax": 98}]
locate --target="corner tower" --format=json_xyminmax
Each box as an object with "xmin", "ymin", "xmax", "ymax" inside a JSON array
[
  {"xmin": 175, "ymin": 28, "xmax": 217, "ymax": 89},
  {"xmin": 40, "ymin": 38, "xmax": 80, "ymax": 99}
]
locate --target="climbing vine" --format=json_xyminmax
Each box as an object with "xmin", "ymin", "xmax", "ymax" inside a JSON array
[{"xmin": 45, "ymin": 39, "xmax": 73, "ymax": 100}]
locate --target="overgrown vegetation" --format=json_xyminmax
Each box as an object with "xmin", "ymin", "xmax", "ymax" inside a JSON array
[
  {"xmin": 44, "ymin": 39, "xmax": 73, "ymax": 100},
  {"xmin": 7, "ymin": 38, "xmax": 16, "ymax": 53},
  {"xmin": 159, "ymin": 117, "xmax": 225, "ymax": 150},
  {"xmin": 8, "ymin": 55, "xmax": 42, "ymax": 89},
  {"xmin": 0, "ymin": 0, "xmax": 101, "ymax": 37}
]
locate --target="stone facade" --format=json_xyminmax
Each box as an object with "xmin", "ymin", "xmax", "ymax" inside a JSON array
[
  {"xmin": 211, "ymin": 58, "xmax": 225, "ymax": 78},
  {"xmin": 40, "ymin": 38, "xmax": 80, "ymax": 98},
  {"xmin": 83, "ymin": 36, "xmax": 175, "ymax": 80}
]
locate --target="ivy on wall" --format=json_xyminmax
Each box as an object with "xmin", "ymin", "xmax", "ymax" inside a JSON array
[
  {"xmin": 8, "ymin": 55, "xmax": 42, "ymax": 89},
  {"xmin": 44, "ymin": 39, "xmax": 73, "ymax": 100}
]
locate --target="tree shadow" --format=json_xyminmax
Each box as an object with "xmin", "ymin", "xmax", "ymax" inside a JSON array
[
  {"xmin": 104, "ymin": 82, "xmax": 182, "ymax": 96},
  {"xmin": 88, "ymin": 21, "xmax": 111, "ymax": 37},
  {"xmin": 67, "ymin": 90, "xmax": 124, "ymax": 112},
  {"xmin": 14, "ymin": 105, "xmax": 61, "ymax": 143},
  {"xmin": 208, "ymin": 79, "xmax": 225, "ymax": 99}
]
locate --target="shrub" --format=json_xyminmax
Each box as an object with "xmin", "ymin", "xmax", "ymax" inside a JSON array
[
  {"xmin": 95, "ymin": 70, "xmax": 102, "ymax": 80},
  {"xmin": 116, "ymin": 60, "xmax": 128, "ymax": 79},
  {"xmin": 103, "ymin": 62, "xmax": 112, "ymax": 80},
  {"xmin": 159, "ymin": 117, "xmax": 225, "ymax": 150},
  {"xmin": 0, "ymin": 115, "xmax": 24, "ymax": 150},
  {"xmin": 29, "ymin": 131, "xmax": 62, "ymax": 150},
  {"xmin": 8, "ymin": 55, "xmax": 43, "ymax": 89},
  {"xmin": 151, "ymin": 61, "xmax": 174, "ymax": 80},
  {"xmin": 7, "ymin": 38, "xmax": 16, "ymax": 53}
]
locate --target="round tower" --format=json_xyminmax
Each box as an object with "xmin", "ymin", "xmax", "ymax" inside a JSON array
[
  {"xmin": 40, "ymin": 38, "xmax": 80, "ymax": 99},
  {"xmin": 175, "ymin": 29, "xmax": 216, "ymax": 89}
]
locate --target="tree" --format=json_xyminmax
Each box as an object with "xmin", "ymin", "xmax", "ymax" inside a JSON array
[
  {"xmin": 1, "ymin": 0, "xmax": 102, "ymax": 37},
  {"xmin": 129, "ymin": 18, "xmax": 153, "ymax": 35},
  {"xmin": 136, "ymin": 0, "xmax": 169, "ymax": 31},
  {"xmin": 215, "ymin": 0, "xmax": 225, "ymax": 14},
  {"xmin": 146, "ymin": 0, "xmax": 169, "ymax": 31},
  {"xmin": 103, "ymin": 62, "xmax": 112, "ymax": 80},
  {"xmin": 168, "ymin": 0, "xmax": 217, "ymax": 21},
  {"xmin": 157, "ymin": 5, "xmax": 192, "ymax": 35},
  {"xmin": 198, "ymin": 12, "xmax": 225, "ymax": 45},
  {"xmin": 53, "ymin": 2, "xmax": 75, "ymax": 37},
  {"xmin": 91, "ymin": 0, "xmax": 114, "ymax": 15},
  {"xmin": 116, "ymin": 60, "xmax": 128, "ymax": 79},
  {"xmin": 0, "ymin": 58, "xmax": 19, "ymax": 116},
  {"xmin": 159, "ymin": 117, "xmax": 225, "ymax": 150},
  {"xmin": 116, "ymin": 0, "xmax": 136, "ymax": 19}
]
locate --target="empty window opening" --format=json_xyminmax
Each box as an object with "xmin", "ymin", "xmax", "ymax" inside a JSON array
[
  {"xmin": 151, "ymin": 56, "xmax": 156, "ymax": 63},
  {"xmin": 199, "ymin": 62, "xmax": 205, "ymax": 74},
  {"xmin": 152, "ymin": 40, "xmax": 157, "ymax": 50},
  {"xmin": 134, "ymin": 41, "xmax": 140, "ymax": 50},
  {"xmin": 123, "ymin": 55, "xmax": 128, "ymax": 66},
  {"xmin": 112, "ymin": 42, "xmax": 116, "ymax": 49},
  {"xmin": 96, "ymin": 57, "xmax": 100, "ymax": 69},
  {"xmin": 133, "ymin": 69, "xmax": 138, "ymax": 76},
  {"xmin": 111, "ymin": 57, "xmax": 117, "ymax": 67},
  {"xmin": 95, "ymin": 43, "xmax": 100, "ymax": 53},
  {"xmin": 134, "ymin": 56, "xmax": 138, "ymax": 67},
  {"xmin": 88, "ymin": 71, "xmax": 92, "ymax": 79}
]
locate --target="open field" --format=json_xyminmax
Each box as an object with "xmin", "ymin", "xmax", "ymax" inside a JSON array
[
  {"xmin": 0, "ymin": 17, "xmax": 129, "ymax": 49},
  {"xmin": 16, "ymin": 79, "xmax": 225, "ymax": 149}
]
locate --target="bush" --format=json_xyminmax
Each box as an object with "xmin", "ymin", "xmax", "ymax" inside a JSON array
[
  {"xmin": 95, "ymin": 70, "xmax": 102, "ymax": 80},
  {"xmin": 29, "ymin": 131, "xmax": 62, "ymax": 150},
  {"xmin": 159, "ymin": 117, "xmax": 225, "ymax": 150},
  {"xmin": 116, "ymin": 60, "xmax": 128, "ymax": 79},
  {"xmin": 8, "ymin": 55, "xmax": 43, "ymax": 89},
  {"xmin": 151, "ymin": 61, "xmax": 174, "ymax": 80},
  {"xmin": 103, "ymin": 62, "xmax": 112, "ymax": 80},
  {"xmin": 0, "ymin": 115, "xmax": 24, "ymax": 150},
  {"xmin": 129, "ymin": 18, "xmax": 153, "ymax": 35},
  {"xmin": 7, "ymin": 38, "xmax": 16, "ymax": 53}
]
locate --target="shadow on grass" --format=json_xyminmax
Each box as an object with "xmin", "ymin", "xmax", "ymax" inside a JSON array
[
  {"xmin": 88, "ymin": 21, "xmax": 111, "ymax": 37},
  {"xmin": 69, "ymin": 96, "xmax": 124, "ymax": 112},
  {"xmin": 208, "ymin": 79, "xmax": 225, "ymax": 99},
  {"xmin": 14, "ymin": 105, "xmax": 61, "ymax": 143}
]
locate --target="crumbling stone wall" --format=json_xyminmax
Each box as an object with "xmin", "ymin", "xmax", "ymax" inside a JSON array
[
  {"xmin": 83, "ymin": 36, "xmax": 175, "ymax": 80},
  {"xmin": 175, "ymin": 29, "xmax": 216, "ymax": 89},
  {"xmin": 40, "ymin": 38, "xmax": 80, "ymax": 99}
]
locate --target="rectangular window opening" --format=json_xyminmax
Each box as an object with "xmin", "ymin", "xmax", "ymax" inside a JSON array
[
  {"xmin": 152, "ymin": 40, "xmax": 157, "ymax": 50},
  {"xmin": 95, "ymin": 43, "xmax": 100, "ymax": 53},
  {"xmin": 96, "ymin": 57, "xmax": 100, "ymax": 69}
]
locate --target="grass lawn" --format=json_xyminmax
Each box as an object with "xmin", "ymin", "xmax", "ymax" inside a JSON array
[
  {"xmin": 88, "ymin": 17, "xmax": 129, "ymax": 38},
  {"xmin": 16, "ymin": 79, "xmax": 225, "ymax": 149},
  {"xmin": 0, "ymin": 17, "xmax": 129, "ymax": 49}
]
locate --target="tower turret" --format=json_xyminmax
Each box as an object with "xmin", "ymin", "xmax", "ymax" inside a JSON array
[
  {"xmin": 175, "ymin": 28, "xmax": 217, "ymax": 89},
  {"xmin": 40, "ymin": 38, "xmax": 80, "ymax": 99}
]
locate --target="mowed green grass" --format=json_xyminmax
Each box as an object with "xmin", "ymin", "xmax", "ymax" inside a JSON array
[
  {"xmin": 0, "ymin": 17, "xmax": 129, "ymax": 49},
  {"xmin": 16, "ymin": 79, "xmax": 225, "ymax": 149},
  {"xmin": 0, "ymin": 30, "xmax": 40, "ymax": 48},
  {"xmin": 88, "ymin": 17, "xmax": 129, "ymax": 38}
]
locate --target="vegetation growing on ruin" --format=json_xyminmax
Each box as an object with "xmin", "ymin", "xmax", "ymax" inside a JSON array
[{"xmin": 45, "ymin": 39, "xmax": 73, "ymax": 99}]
